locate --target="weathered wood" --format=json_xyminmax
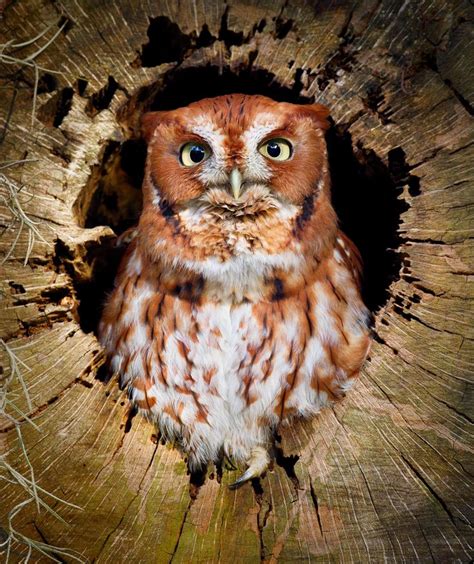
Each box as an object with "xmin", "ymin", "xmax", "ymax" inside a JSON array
[{"xmin": 1, "ymin": 0, "xmax": 472, "ymax": 562}]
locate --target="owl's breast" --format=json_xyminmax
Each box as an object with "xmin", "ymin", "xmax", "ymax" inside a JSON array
[
  {"xmin": 163, "ymin": 301, "xmax": 276, "ymax": 408},
  {"xmin": 100, "ymin": 243, "xmax": 370, "ymax": 465},
  {"xmin": 152, "ymin": 281, "xmax": 368, "ymax": 420}
]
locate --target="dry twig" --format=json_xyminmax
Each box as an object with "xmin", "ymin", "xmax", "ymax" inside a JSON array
[
  {"xmin": 0, "ymin": 169, "xmax": 51, "ymax": 265},
  {"xmin": 0, "ymin": 338, "xmax": 85, "ymax": 563},
  {"xmin": 0, "ymin": 21, "xmax": 67, "ymax": 127}
]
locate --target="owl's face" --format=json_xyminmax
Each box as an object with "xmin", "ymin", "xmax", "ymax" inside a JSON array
[
  {"xmin": 139, "ymin": 95, "xmax": 336, "ymax": 285},
  {"xmin": 142, "ymin": 94, "xmax": 329, "ymax": 205}
]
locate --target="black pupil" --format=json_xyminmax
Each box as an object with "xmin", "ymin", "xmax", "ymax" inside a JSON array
[
  {"xmin": 190, "ymin": 145, "xmax": 205, "ymax": 163},
  {"xmin": 267, "ymin": 142, "xmax": 281, "ymax": 158}
]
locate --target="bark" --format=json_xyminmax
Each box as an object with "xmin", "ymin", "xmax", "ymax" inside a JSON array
[{"xmin": 0, "ymin": 0, "xmax": 473, "ymax": 562}]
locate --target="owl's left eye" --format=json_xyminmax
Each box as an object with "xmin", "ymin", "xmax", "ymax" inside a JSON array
[
  {"xmin": 180, "ymin": 142, "xmax": 211, "ymax": 167},
  {"xmin": 259, "ymin": 138, "xmax": 292, "ymax": 161}
]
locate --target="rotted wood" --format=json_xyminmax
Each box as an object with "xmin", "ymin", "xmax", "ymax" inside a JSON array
[{"xmin": 0, "ymin": 0, "xmax": 473, "ymax": 562}]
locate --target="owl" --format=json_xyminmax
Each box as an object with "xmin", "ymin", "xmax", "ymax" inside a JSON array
[{"xmin": 99, "ymin": 94, "xmax": 371, "ymax": 487}]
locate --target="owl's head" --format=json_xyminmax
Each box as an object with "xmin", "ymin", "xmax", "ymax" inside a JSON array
[{"xmin": 138, "ymin": 94, "xmax": 337, "ymax": 289}]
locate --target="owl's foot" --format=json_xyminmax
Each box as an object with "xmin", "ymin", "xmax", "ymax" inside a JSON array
[{"xmin": 228, "ymin": 446, "xmax": 270, "ymax": 489}]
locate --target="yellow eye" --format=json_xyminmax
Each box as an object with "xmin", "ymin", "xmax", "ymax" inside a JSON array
[
  {"xmin": 180, "ymin": 142, "xmax": 210, "ymax": 167},
  {"xmin": 259, "ymin": 138, "xmax": 292, "ymax": 161}
]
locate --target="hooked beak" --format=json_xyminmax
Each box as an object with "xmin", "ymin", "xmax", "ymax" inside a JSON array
[{"xmin": 229, "ymin": 168, "xmax": 243, "ymax": 199}]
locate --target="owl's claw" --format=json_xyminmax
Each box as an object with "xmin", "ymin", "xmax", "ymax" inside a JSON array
[
  {"xmin": 224, "ymin": 456, "xmax": 237, "ymax": 471},
  {"xmin": 228, "ymin": 446, "xmax": 270, "ymax": 490}
]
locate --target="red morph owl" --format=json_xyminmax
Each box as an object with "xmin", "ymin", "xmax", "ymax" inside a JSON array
[{"xmin": 99, "ymin": 94, "xmax": 371, "ymax": 487}]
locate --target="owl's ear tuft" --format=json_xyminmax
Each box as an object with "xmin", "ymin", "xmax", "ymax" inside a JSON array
[
  {"xmin": 141, "ymin": 111, "xmax": 167, "ymax": 143},
  {"xmin": 299, "ymin": 103, "xmax": 331, "ymax": 130}
]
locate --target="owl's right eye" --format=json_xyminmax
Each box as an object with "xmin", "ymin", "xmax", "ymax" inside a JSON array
[{"xmin": 180, "ymin": 143, "xmax": 211, "ymax": 167}]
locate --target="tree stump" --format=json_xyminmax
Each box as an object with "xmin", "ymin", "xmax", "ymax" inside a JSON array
[{"xmin": 1, "ymin": 1, "xmax": 473, "ymax": 562}]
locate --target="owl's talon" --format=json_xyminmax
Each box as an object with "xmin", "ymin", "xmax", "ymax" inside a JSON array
[
  {"xmin": 228, "ymin": 446, "xmax": 270, "ymax": 490},
  {"xmin": 228, "ymin": 468, "xmax": 257, "ymax": 489}
]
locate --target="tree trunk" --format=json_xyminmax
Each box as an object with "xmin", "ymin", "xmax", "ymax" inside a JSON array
[{"xmin": 1, "ymin": 0, "xmax": 472, "ymax": 562}]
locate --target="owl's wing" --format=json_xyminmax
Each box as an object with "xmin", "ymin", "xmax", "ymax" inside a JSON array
[{"xmin": 337, "ymin": 230, "xmax": 363, "ymax": 286}]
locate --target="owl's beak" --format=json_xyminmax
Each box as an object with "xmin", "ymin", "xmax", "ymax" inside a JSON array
[{"xmin": 229, "ymin": 168, "xmax": 243, "ymax": 199}]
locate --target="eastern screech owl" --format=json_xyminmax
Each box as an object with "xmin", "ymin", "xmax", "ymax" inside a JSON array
[{"xmin": 99, "ymin": 94, "xmax": 371, "ymax": 487}]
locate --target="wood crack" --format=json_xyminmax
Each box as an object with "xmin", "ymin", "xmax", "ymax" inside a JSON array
[
  {"xmin": 251, "ymin": 479, "xmax": 272, "ymax": 562},
  {"xmin": 32, "ymin": 522, "xmax": 67, "ymax": 564},
  {"xmin": 441, "ymin": 78, "xmax": 474, "ymax": 117},
  {"xmin": 426, "ymin": 394, "xmax": 473, "ymax": 425},
  {"xmin": 2, "ymin": 310, "xmax": 74, "ymax": 342},
  {"xmin": 168, "ymin": 496, "xmax": 193, "ymax": 563},
  {"xmin": 394, "ymin": 308, "xmax": 470, "ymax": 340},
  {"xmin": 400, "ymin": 454, "xmax": 459, "ymax": 529},
  {"xmin": 0, "ymin": 372, "xmax": 98, "ymax": 433},
  {"xmin": 309, "ymin": 478, "xmax": 324, "ymax": 537},
  {"xmin": 448, "ymin": 140, "xmax": 474, "ymax": 156},
  {"xmin": 409, "ymin": 146, "xmax": 444, "ymax": 169}
]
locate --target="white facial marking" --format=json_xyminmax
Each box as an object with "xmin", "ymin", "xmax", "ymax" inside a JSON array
[
  {"xmin": 186, "ymin": 117, "xmax": 228, "ymax": 186},
  {"xmin": 242, "ymin": 117, "xmax": 281, "ymax": 182}
]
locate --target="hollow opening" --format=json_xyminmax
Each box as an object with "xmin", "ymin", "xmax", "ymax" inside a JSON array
[{"xmin": 67, "ymin": 63, "xmax": 411, "ymax": 335}]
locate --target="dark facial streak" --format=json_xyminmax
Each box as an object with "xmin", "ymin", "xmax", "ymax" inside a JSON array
[
  {"xmin": 150, "ymin": 171, "xmax": 181, "ymax": 233},
  {"xmin": 293, "ymin": 171, "xmax": 325, "ymax": 235},
  {"xmin": 294, "ymin": 192, "xmax": 315, "ymax": 234}
]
